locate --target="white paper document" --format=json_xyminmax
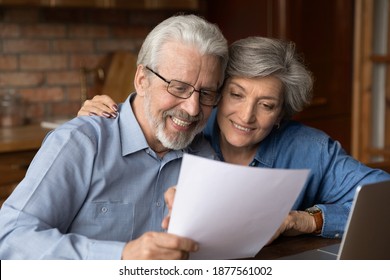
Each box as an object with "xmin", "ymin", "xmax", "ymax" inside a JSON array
[{"xmin": 168, "ymin": 154, "xmax": 310, "ymax": 260}]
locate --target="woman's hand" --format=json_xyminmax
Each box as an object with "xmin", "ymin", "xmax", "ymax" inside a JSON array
[
  {"xmin": 78, "ymin": 95, "xmax": 118, "ymax": 118},
  {"xmin": 266, "ymin": 210, "xmax": 318, "ymax": 245}
]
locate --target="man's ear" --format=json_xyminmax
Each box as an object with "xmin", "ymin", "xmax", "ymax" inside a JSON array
[{"xmin": 134, "ymin": 64, "xmax": 148, "ymax": 97}]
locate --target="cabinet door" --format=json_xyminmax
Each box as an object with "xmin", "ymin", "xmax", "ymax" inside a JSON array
[
  {"xmin": 206, "ymin": 0, "xmax": 354, "ymax": 152},
  {"xmin": 284, "ymin": 0, "xmax": 354, "ymax": 153}
]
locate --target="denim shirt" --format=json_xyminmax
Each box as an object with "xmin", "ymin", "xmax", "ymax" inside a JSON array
[
  {"xmin": 204, "ymin": 109, "xmax": 390, "ymax": 238},
  {"xmin": 0, "ymin": 94, "xmax": 217, "ymax": 259}
]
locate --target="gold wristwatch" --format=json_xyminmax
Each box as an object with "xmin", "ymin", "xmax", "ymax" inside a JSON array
[{"xmin": 305, "ymin": 206, "xmax": 323, "ymax": 234}]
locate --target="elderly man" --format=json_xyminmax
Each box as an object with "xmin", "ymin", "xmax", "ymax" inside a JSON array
[{"xmin": 0, "ymin": 14, "xmax": 228, "ymax": 260}]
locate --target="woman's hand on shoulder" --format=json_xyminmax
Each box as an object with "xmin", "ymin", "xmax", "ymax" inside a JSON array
[{"xmin": 78, "ymin": 94, "xmax": 118, "ymax": 118}]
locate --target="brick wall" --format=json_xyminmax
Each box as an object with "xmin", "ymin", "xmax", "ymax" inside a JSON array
[{"xmin": 0, "ymin": 7, "xmax": 182, "ymax": 124}]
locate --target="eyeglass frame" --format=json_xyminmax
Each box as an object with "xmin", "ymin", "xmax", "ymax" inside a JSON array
[{"xmin": 145, "ymin": 66, "xmax": 221, "ymax": 106}]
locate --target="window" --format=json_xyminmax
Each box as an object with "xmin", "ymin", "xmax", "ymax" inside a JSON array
[{"xmin": 352, "ymin": 0, "xmax": 390, "ymax": 169}]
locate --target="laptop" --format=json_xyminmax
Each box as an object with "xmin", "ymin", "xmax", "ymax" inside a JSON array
[{"xmin": 280, "ymin": 180, "xmax": 390, "ymax": 260}]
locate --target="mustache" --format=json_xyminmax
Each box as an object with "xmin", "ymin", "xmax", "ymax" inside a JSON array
[{"xmin": 162, "ymin": 109, "xmax": 203, "ymax": 123}]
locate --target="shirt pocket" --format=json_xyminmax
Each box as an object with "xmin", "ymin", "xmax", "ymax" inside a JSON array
[{"xmin": 88, "ymin": 201, "xmax": 135, "ymax": 242}]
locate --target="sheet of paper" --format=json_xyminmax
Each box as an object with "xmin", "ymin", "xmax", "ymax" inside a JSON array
[{"xmin": 168, "ymin": 154, "xmax": 310, "ymax": 260}]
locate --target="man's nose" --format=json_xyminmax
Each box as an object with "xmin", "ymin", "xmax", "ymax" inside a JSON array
[{"xmin": 181, "ymin": 91, "xmax": 201, "ymax": 117}]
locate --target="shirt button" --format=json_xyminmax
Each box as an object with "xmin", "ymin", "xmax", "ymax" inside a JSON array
[
  {"xmin": 156, "ymin": 201, "xmax": 161, "ymax": 207},
  {"xmin": 101, "ymin": 207, "xmax": 108, "ymax": 213}
]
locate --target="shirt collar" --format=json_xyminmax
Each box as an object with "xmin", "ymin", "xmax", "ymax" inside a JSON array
[
  {"xmin": 118, "ymin": 93, "xmax": 207, "ymax": 158},
  {"xmin": 252, "ymin": 130, "xmax": 277, "ymax": 167},
  {"xmin": 118, "ymin": 93, "xmax": 149, "ymax": 156}
]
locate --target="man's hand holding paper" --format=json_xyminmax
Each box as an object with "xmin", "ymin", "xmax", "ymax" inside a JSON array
[{"xmin": 167, "ymin": 154, "xmax": 310, "ymax": 260}]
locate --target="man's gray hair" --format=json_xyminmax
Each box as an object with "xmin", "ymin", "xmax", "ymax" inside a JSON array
[
  {"xmin": 227, "ymin": 36, "xmax": 313, "ymax": 120},
  {"xmin": 137, "ymin": 14, "xmax": 228, "ymax": 85}
]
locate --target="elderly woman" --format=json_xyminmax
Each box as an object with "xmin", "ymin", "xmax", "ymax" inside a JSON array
[{"xmin": 78, "ymin": 36, "xmax": 390, "ymax": 241}]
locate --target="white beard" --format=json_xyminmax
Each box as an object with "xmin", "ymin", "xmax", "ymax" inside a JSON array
[{"xmin": 143, "ymin": 91, "xmax": 205, "ymax": 150}]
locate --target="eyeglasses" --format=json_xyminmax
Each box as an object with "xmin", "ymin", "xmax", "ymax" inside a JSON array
[{"xmin": 145, "ymin": 66, "xmax": 220, "ymax": 106}]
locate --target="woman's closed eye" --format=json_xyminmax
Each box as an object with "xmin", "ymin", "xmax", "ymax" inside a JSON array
[
  {"xmin": 259, "ymin": 102, "xmax": 275, "ymax": 110},
  {"xmin": 229, "ymin": 92, "xmax": 243, "ymax": 99}
]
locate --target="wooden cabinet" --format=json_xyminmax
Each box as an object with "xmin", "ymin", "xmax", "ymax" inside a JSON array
[
  {"xmin": 0, "ymin": 125, "xmax": 49, "ymax": 206},
  {"xmin": 284, "ymin": 0, "xmax": 354, "ymax": 153},
  {"xmin": 206, "ymin": 0, "xmax": 354, "ymax": 153}
]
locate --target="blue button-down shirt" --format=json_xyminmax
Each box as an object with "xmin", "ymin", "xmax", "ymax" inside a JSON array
[
  {"xmin": 0, "ymin": 94, "xmax": 216, "ymax": 259},
  {"xmin": 204, "ymin": 109, "xmax": 390, "ymax": 238}
]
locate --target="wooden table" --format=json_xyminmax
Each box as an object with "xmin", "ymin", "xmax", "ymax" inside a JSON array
[
  {"xmin": 246, "ymin": 235, "xmax": 341, "ymax": 260},
  {"xmin": 0, "ymin": 124, "xmax": 50, "ymax": 153}
]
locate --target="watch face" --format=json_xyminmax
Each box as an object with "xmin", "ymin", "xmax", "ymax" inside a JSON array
[{"xmin": 306, "ymin": 206, "xmax": 321, "ymax": 214}]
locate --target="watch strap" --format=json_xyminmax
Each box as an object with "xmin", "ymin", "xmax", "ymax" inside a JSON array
[{"xmin": 305, "ymin": 206, "xmax": 323, "ymax": 234}]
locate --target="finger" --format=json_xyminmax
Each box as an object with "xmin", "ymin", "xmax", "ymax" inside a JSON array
[
  {"xmin": 162, "ymin": 186, "xmax": 177, "ymax": 229},
  {"xmin": 155, "ymin": 232, "xmax": 199, "ymax": 253},
  {"xmin": 181, "ymin": 251, "xmax": 190, "ymax": 260},
  {"xmin": 95, "ymin": 94, "xmax": 118, "ymax": 112},
  {"xmin": 77, "ymin": 105, "xmax": 112, "ymax": 117},
  {"xmin": 164, "ymin": 186, "xmax": 176, "ymax": 211},
  {"xmin": 122, "ymin": 232, "xmax": 197, "ymax": 260},
  {"xmin": 77, "ymin": 108, "xmax": 90, "ymax": 117},
  {"xmin": 122, "ymin": 236, "xmax": 184, "ymax": 260},
  {"xmin": 78, "ymin": 99, "xmax": 117, "ymax": 118},
  {"xmin": 161, "ymin": 213, "xmax": 170, "ymax": 230},
  {"xmin": 89, "ymin": 100, "xmax": 116, "ymax": 115},
  {"xmin": 283, "ymin": 210, "xmax": 313, "ymax": 235}
]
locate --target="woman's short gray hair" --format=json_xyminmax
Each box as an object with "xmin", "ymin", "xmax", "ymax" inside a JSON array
[
  {"xmin": 137, "ymin": 14, "xmax": 228, "ymax": 84},
  {"xmin": 227, "ymin": 36, "xmax": 313, "ymax": 120}
]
